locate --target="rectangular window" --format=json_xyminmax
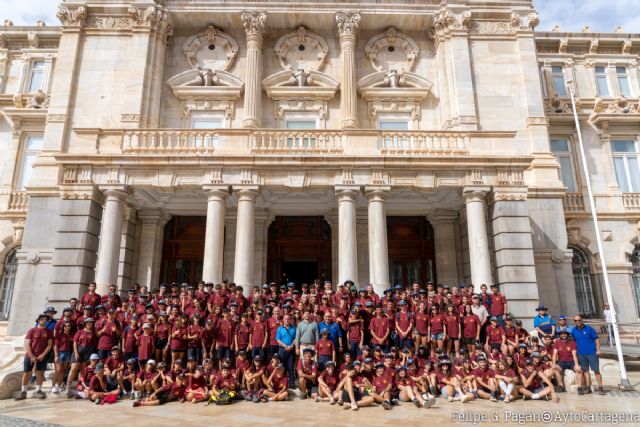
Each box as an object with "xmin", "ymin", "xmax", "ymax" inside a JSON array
[
  {"xmin": 18, "ymin": 135, "xmax": 44, "ymax": 190},
  {"xmin": 617, "ymin": 66, "xmax": 632, "ymax": 97},
  {"xmin": 378, "ymin": 114, "xmax": 410, "ymax": 148},
  {"xmin": 595, "ymin": 66, "xmax": 610, "ymax": 97},
  {"xmin": 189, "ymin": 112, "xmax": 223, "ymax": 148},
  {"xmin": 612, "ymin": 140, "xmax": 640, "ymax": 192},
  {"xmin": 550, "ymin": 139, "xmax": 577, "ymax": 192},
  {"xmin": 552, "ymin": 65, "xmax": 567, "ymax": 96},
  {"xmin": 27, "ymin": 61, "xmax": 45, "ymax": 93},
  {"xmin": 284, "ymin": 114, "xmax": 318, "ymax": 147}
]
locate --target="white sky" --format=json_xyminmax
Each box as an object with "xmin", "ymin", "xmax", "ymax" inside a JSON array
[{"xmin": 0, "ymin": 0, "xmax": 637, "ymax": 33}]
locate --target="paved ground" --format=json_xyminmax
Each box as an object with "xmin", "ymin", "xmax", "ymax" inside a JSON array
[{"xmin": 1, "ymin": 377, "xmax": 640, "ymax": 427}]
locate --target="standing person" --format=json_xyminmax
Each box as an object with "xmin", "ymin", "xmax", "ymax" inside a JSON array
[
  {"xmin": 470, "ymin": 295, "xmax": 489, "ymax": 344},
  {"xmin": 318, "ymin": 312, "xmax": 343, "ymax": 356},
  {"xmin": 15, "ymin": 313, "xmax": 53, "ymax": 400},
  {"xmin": 534, "ymin": 305, "xmax": 555, "ymax": 338},
  {"xmin": 395, "ymin": 301, "xmax": 414, "ymax": 350},
  {"xmin": 66, "ymin": 317, "xmax": 97, "ymax": 397},
  {"xmin": 347, "ymin": 305, "xmax": 364, "ymax": 360},
  {"xmin": 571, "ymin": 315, "xmax": 605, "ymax": 395},
  {"xmin": 462, "ymin": 304, "xmax": 481, "ymax": 354},
  {"xmin": 370, "ymin": 306, "xmax": 391, "ymax": 351},
  {"xmin": 602, "ymin": 304, "xmax": 614, "ymax": 346},
  {"xmin": 295, "ymin": 309, "xmax": 319, "ymax": 356},
  {"xmin": 52, "ymin": 321, "xmax": 74, "ymax": 394},
  {"xmin": 276, "ymin": 314, "xmax": 297, "ymax": 388},
  {"xmin": 488, "ymin": 285, "xmax": 508, "ymax": 326},
  {"xmin": 248, "ymin": 309, "xmax": 268, "ymax": 360},
  {"xmin": 80, "ymin": 282, "xmax": 102, "ymax": 311}
]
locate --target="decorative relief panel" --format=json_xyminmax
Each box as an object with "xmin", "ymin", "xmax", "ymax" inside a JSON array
[
  {"xmin": 274, "ymin": 27, "xmax": 328, "ymax": 73},
  {"xmin": 183, "ymin": 25, "xmax": 239, "ymax": 72},
  {"xmin": 364, "ymin": 27, "xmax": 419, "ymax": 73}
]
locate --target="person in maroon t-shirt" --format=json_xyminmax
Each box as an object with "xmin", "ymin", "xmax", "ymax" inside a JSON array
[
  {"xmin": 395, "ymin": 301, "xmax": 414, "ymax": 350},
  {"xmin": 488, "ymin": 285, "xmax": 508, "ymax": 323},
  {"xmin": 95, "ymin": 309, "xmax": 121, "ymax": 360},
  {"xmin": 428, "ymin": 305, "xmax": 445, "ymax": 357},
  {"xmin": 15, "ymin": 313, "xmax": 53, "ymax": 400},
  {"xmin": 494, "ymin": 359, "xmax": 518, "ymax": 402},
  {"xmin": 297, "ymin": 348, "xmax": 318, "ymax": 399},
  {"xmin": 52, "ymin": 320, "xmax": 74, "ymax": 394},
  {"xmin": 413, "ymin": 302, "xmax": 429, "ymax": 353},
  {"xmin": 517, "ymin": 359, "xmax": 559, "ymax": 402},
  {"xmin": 248, "ymin": 310, "xmax": 268, "ymax": 360},
  {"xmin": 369, "ymin": 306, "xmax": 391, "ymax": 348},
  {"xmin": 234, "ymin": 313, "xmax": 251, "ymax": 354},
  {"xmin": 184, "ymin": 365, "xmax": 208, "ymax": 403},
  {"xmin": 369, "ymin": 363, "xmax": 393, "ymax": 410},
  {"xmin": 461, "ymin": 304, "xmax": 481, "ymax": 354},
  {"xmin": 317, "ymin": 361, "xmax": 340, "ymax": 403},
  {"xmin": 170, "ymin": 315, "xmax": 188, "ymax": 366},
  {"xmin": 551, "ymin": 328, "xmax": 578, "ymax": 393},
  {"xmin": 137, "ymin": 323, "xmax": 156, "ymax": 368},
  {"xmin": 472, "ymin": 357, "xmax": 498, "ymax": 401},
  {"xmin": 263, "ymin": 363, "xmax": 289, "ymax": 401},
  {"xmin": 443, "ymin": 304, "xmax": 461, "ymax": 356},
  {"xmin": 484, "ymin": 316, "xmax": 507, "ymax": 354},
  {"xmin": 66, "ymin": 317, "xmax": 97, "ymax": 396},
  {"xmin": 134, "ymin": 373, "xmax": 188, "ymax": 407},
  {"xmin": 80, "ymin": 282, "xmax": 102, "ymax": 311}
]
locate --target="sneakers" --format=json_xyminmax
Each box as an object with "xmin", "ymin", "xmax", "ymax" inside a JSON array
[
  {"xmin": 337, "ymin": 399, "xmax": 344, "ymax": 406},
  {"xmin": 351, "ymin": 403, "xmax": 358, "ymax": 411},
  {"xmin": 598, "ymin": 387, "xmax": 606, "ymax": 395},
  {"xmin": 342, "ymin": 403, "xmax": 351, "ymax": 410},
  {"xmin": 461, "ymin": 394, "xmax": 473, "ymax": 403},
  {"xmin": 503, "ymin": 395, "xmax": 511, "ymax": 403},
  {"xmin": 490, "ymin": 393, "xmax": 497, "ymax": 402},
  {"xmin": 329, "ymin": 397, "xmax": 336, "ymax": 405},
  {"xmin": 585, "ymin": 387, "xmax": 593, "ymax": 394},
  {"xmin": 382, "ymin": 400, "xmax": 392, "ymax": 410},
  {"xmin": 34, "ymin": 390, "xmax": 47, "ymax": 399},
  {"xmin": 577, "ymin": 387, "xmax": 585, "ymax": 395},
  {"xmin": 51, "ymin": 385, "xmax": 60, "ymax": 394},
  {"xmin": 425, "ymin": 397, "xmax": 436, "ymax": 408},
  {"xmin": 14, "ymin": 391, "xmax": 27, "ymax": 401},
  {"xmin": 300, "ymin": 392, "xmax": 307, "ymax": 400},
  {"xmin": 412, "ymin": 398, "xmax": 421, "ymax": 408},
  {"xmin": 252, "ymin": 394, "xmax": 260, "ymax": 403},
  {"xmin": 391, "ymin": 398, "xmax": 399, "ymax": 406},
  {"xmin": 94, "ymin": 398, "xmax": 101, "ymax": 405},
  {"xmin": 556, "ymin": 386, "xmax": 566, "ymax": 393},
  {"xmin": 315, "ymin": 395, "xmax": 321, "ymax": 403}
]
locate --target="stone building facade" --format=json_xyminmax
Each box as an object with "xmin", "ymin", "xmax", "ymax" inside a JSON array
[{"xmin": 0, "ymin": 0, "xmax": 639, "ymax": 334}]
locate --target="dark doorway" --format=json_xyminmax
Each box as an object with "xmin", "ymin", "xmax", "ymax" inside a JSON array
[
  {"xmin": 282, "ymin": 261, "xmax": 319, "ymax": 287},
  {"xmin": 160, "ymin": 216, "xmax": 207, "ymax": 285},
  {"xmin": 387, "ymin": 216, "xmax": 436, "ymax": 287},
  {"xmin": 267, "ymin": 216, "xmax": 332, "ymax": 286}
]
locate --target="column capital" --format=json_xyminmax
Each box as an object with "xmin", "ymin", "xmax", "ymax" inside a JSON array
[
  {"xmin": 241, "ymin": 10, "xmax": 267, "ymax": 44},
  {"xmin": 138, "ymin": 209, "xmax": 171, "ymax": 226},
  {"xmin": 335, "ymin": 185, "xmax": 361, "ymax": 201},
  {"xmin": 364, "ymin": 186, "xmax": 390, "ymax": 201},
  {"xmin": 233, "ymin": 185, "xmax": 259, "ymax": 201},
  {"xmin": 100, "ymin": 186, "xmax": 129, "ymax": 202},
  {"xmin": 463, "ymin": 186, "xmax": 490, "ymax": 203},
  {"xmin": 204, "ymin": 184, "xmax": 231, "ymax": 201},
  {"xmin": 336, "ymin": 11, "xmax": 360, "ymax": 42}
]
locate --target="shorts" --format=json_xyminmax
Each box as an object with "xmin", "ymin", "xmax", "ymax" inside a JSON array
[
  {"xmin": 106, "ymin": 376, "xmax": 119, "ymax": 391},
  {"xmin": 461, "ymin": 337, "xmax": 476, "ymax": 346},
  {"xmin": 58, "ymin": 350, "xmax": 72, "ymax": 363},
  {"xmin": 217, "ymin": 347, "xmax": 233, "ymax": 362},
  {"xmin": 23, "ymin": 356, "xmax": 47, "ymax": 372},
  {"xmin": 440, "ymin": 386, "xmax": 458, "ymax": 399},
  {"xmin": 431, "ymin": 332, "xmax": 444, "ymax": 341},
  {"xmin": 156, "ymin": 338, "xmax": 168, "ymax": 350},
  {"xmin": 533, "ymin": 386, "xmax": 546, "ymax": 394},
  {"xmin": 97, "ymin": 349, "xmax": 111, "ymax": 360},
  {"xmin": 578, "ymin": 354, "xmax": 600, "ymax": 373},
  {"xmin": 157, "ymin": 390, "xmax": 170, "ymax": 405},
  {"xmin": 342, "ymin": 388, "xmax": 369, "ymax": 403},
  {"xmin": 72, "ymin": 345, "xmax": 94, "ymax": 363},
  {"xmin": 557, "ymin": 361, "xmax": 575, "ymax": 371},
  {"xmin": 489, "ymin": 342, "xmax": 502, "ymax": 351}
]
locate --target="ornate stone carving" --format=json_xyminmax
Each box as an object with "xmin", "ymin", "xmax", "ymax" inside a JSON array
[
  {"xmin": 183, "ymin": 25, "xmax": 239, "ymax": 72},
  {"xmin": 526, "ymin": 117, "xmax": 549, "ymax": 127},
  {"xmin": 46, "ymin": 113, "xmax": 66, "ymax": 123},
  {"xmin": 3, "ymin": 19, "xmax": 13, "ymax": 26},
  {"xmin": 85, "ymin": 16, "xmax": 133, "ymax": 29},
  {"xmin": 592, "ymin": 97, "xmax": 640, "ymax": 114},
  {"xmin": 566, "ymin": 219, "xmax": 581, "ymax": 245},
  {"xmin": 128, "ymin": 5, "xmax": 163, "ymax": 27},
  {"xmin": 56, "ymin": 5, "xmax": 87, "ymax": 27},
  {"xmin": 241, "ymin": 11, "xmax": 267, "ymax": 40},
  {"xmin": 27, "ymin": 32, "xmax": 39, "ymax": 49},
  {"xmin": 12, "ymin": 219, "xmax": 25, "ymax": 244},
  {"xmin": 13, "ymin": 90, "xmax": 48, "ymax": 109},
  {"xmin": 544, "ymin": 95, "xmax": 575, "ymax": 114},
  {"xmin": 527, "ymin": 13, "xmax": 540, "ymax": 30},
  {"xmin": 469, "ymin": 20, "xmax": 517, "ymax": 35},
  {"xmin": 336, "ymin": 11, "xmax": 360, "ymax": 40},
  {"xmin": 364, "ymin": 27, "xmax": 419, "ymax": 73},
  {"xmin": 121, "ymin": 113, "xmax": 141, "ymax": 122},
  {"xmin": 274, "ymin": 27, "xmax": 328, "ymax": 73}
]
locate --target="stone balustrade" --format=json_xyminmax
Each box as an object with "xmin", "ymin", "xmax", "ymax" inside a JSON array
[
  {"xmin": 6, "ymin": 191, "xmax": 28, "ymax": 213},
  {"xmin": 123, "ymin": 129, "xmax": 219, "ymax": 153},
  {"xmin": 251, "ymin": 129, "xmax": 344, "ymax": 154},
  {"xmin": 563, "ymin": 192, "xmax": 585, "ymax": 212},
  {"xmin": 622, "ymin": 193, "xmax": 640, "ymax": 211},
  {"xmin": 378, "ymin": 131, "xmax": 469, "ymax": 155}
]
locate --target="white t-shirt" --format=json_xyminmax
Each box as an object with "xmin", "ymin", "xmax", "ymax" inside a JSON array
[{"xmin": 603, "ymin": 308, "xmax": 613, "ymax": 323}]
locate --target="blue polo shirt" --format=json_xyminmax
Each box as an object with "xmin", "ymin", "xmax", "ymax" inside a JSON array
[
  {"xmin": 275, "ymin": 324, "xmax": 297, "ymax": 347},
  {"xmin": 571, "ymin": 324, "xmax": 599, "ymax": 355},
  {"xmin": 318, "ymin": 321, "xmax": 342, "ymax": 348},
  {"xmin": 533, "ymin": 314, "xmax": 555, "ymax": 334}
]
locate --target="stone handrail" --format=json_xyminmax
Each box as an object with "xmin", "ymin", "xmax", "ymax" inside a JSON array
[
  {"xmin": 6, "ymin": 191, "xmax": 28, "ymax": 212},
  {"xmin": 378, "ymin": 131, "xmax": 469, "ymax": 155},
  {"xmin": 622, "ymin": 192, "xmax": 640, "ymax": 210},
  {"xmin": 123, "ymin": 129, "xmax": 219, "ymax": 153},
  {"xmin": 563, "ymin": 192, "xmax": 585, "ymax": 212},
  {"xmin": 251, "ymin": 129, "xmax": 344, "ymax": 154}
]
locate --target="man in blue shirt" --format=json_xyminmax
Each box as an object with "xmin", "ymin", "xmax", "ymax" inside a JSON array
[
  {"xmin": 276, "ymin": 314, "xmax": 297, "ymax": 388},
  {"xmin": 318, "ymin": 312, "xmax": 343, "ymax": 353},
  {"xmin": 570, "ymin": 315, "xmax": 604, "ymax": 395},
  {"xmin": 533, "ymin": 305, "xmax": 555, "ymax": 337}
]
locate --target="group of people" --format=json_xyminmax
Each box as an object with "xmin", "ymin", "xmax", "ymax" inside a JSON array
[{"xmin": 17, "ymin": 279, "xmax": 606, "ymax": 410}]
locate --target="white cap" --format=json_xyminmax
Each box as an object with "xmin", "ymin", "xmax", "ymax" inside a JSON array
[{"xmin": 147, "ymin": 359, "xmax": 156, "ymax": 365}]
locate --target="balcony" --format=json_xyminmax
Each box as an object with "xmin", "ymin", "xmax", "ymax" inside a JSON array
[
  {"xmin": 623, "ymin": 193, "xmax": 640, "ymax": 211},
  {"xmin": 563, "ymin": 192, "xmax": 585, "ymax": 212},
  {"xmin": 0, "ymin": 190, "xmax": 29, "ymax": 218}
]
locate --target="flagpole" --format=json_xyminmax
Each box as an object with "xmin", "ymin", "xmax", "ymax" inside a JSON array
[{"xmin": 566, "ymin": 79, "xmax": 632, "ymax": 389}]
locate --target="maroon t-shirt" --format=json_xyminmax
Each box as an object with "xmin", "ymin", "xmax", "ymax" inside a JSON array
[
  {"xmin": 347, "ymin": 318, "xmax": 363, "ymax": 342},
  {"xmin": 429, "ymin": 314, "xmax": 444, "ymax": 334},
  {"xmin": 80, "ymin": 292, "xmax": 102, "ymax": 309},
  {"xmin": 96, "ymin": 319, "xmax": 120, "ymax": 350},
  {"xmin": 415, "ymin": 312, "xmax": 429, "ymax": 335},
  {"xmin": 250, "ymin": 319, "xmax": 267, "ymax": 348},
  {"xmin": 89, "ymin": 375, "xmax": 105, "ymax": 392},
  {"xmin": 267, "ymin": 316, "xmax": 281, "ymax": 346},
  {"xmin": 553, "ymin": 339, "xmax": 577, "ymax": 362},
  {"xmin": 489, "ymin": 293, "xmax": 507, "ymax": 316},
  {"xmin": 462, "ymin": 314, "xmax": 480, "ymax": 338},
  {"xmin": 217, "ymin": 319, "xmax": 234, "ymax": 348},
  {"xmin": 214, "ymin": 373, "xmax": 236, "ymax": 390},
  {"xmin": 235, "ymin": 323, "xmax": 251, "ymax": 349},
  {"xmin": 55, "ymin": 332, "xmax": 73, "ymax": 352},
  {"xmin": 444, "ymin": 314, "xmax": 460, "ymax": 338},
  {"xmin": 170, "ymin": 326, "xmax": 188, "ymax": 351},
  {"xmin": 372, "ymin": 374, "xmax": 392, "ymax": 393},
  {"xmin": 486, "ymin": 325, "xmax": 505, "ymax": 344},
  {"xmin": 137, "ymin": 334, "xmax": 155, "ymax": 360},
  {"xmin": 315, "ymin": 338, "xmax": 334, "ymax": 357},
  {"xmin": 472, "ymin": 367, "xmax": 495, "ymax": 384},
  {"xmin": 73, "ymin": 329, "xmax": 97, "ymax": 348},
  {"xmin": 26, "ymin": 326, "xmax": 52, "ymax": 356},
  {"xmin": 320, "ymin": 370, "xmax": 338, "ymax": 390},
  {"xmin": 369, "ymin": 317, "xmax": 390, "ymax": 344}
]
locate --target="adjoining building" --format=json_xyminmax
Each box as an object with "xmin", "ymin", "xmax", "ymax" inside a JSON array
[{"xmin": 1, "ymin": 0, "xmax": 639, "ymax": 334}]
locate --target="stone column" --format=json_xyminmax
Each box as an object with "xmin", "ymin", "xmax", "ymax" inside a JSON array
[
  {"xmin": 434, "ymin": 210, "xmax": 459, "ymax": 285},
  {"xmin": 366, "ymin": 187, "xmax": 390, "ymax": 295},
  {"xmin": 135, "ymin": 209, "xmax": 169, "ymax": 289},
  {"xmin": 202, "ymin": 185, "xmax": 230, "ymax": 284},
  {"xmin": 336, "ymin": 187, "xmax": 359, "ymax": 284},
  {"xmin": 233, "ymin": 186, "xmax": 259, "ymax": 291},
  {"xmin": 336, "ymin": 11, "xmax": 360, "ymax": 129},
  {"xmin": 241, "ymin": 11, "xmax": 267, "ymax": 128},
  {"xmin": 463, "ymin": 187, "xmax": 493, "ymax": 292},
  {"xmin": 95, "ymin": 188, "xmax": 127, "ymax": 295}
]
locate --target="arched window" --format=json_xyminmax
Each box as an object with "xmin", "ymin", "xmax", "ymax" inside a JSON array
[
  {"xmin": 0, "ymin": 248, "xmax": 18, "ymax": 320},
  {"xmin": 630, "ymin": 245, "xmax": 640, "ymax": 317},
  {"xmin": 571, "ymin": 246, "xmax": 597, "ymax": 318}
]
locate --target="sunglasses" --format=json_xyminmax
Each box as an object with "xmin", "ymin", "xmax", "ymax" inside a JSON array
[{"xmin": 573, "ymin": 319, "xmax": 583, "ymax": 323}]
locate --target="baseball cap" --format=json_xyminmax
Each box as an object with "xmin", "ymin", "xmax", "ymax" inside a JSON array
[
  {"xmin": 90, "ymin": 354, "xmax": 100, "ymax": 361},
  {"xmin": 94, "ymin": 363, "xmax": 104, "ymax": 373}
]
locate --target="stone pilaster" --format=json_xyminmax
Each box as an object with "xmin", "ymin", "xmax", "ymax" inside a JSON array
[
  {"xmin": 202, "ymin": 186, "xmax": 230, "ymax": 284},
  {"xmin": 336, "ymin": 11, "xmax": 360, "ymax": 129},
  {"xmin": 241, "ymin": 11, "xmax": 267, "ymax": 128},
  {"xmin": 336, "ymin": 186, "xmax": 360, "ymax": 284},
  {"xmin": 135, "ymin": 209, "xmax": 169, "ymax": 289},
  {"xmin": 116, "ymin": 206, "xmax": 137, "ymax": 291},
  {"xmin": 95, "ymin": 188, "xmax": 128, "ymax": 295},
  {"xmin": 489, "ymin": 189, "xmax": 539, "ymax": 325},
  {"xmin": 434, "ymin": 210, "xmax": 460, "ymax": 285},
  {"xmin": 463, "ymin": 187, "xmax": 493, "ymax": 292},
  {"xmin": 365, "ymin": 186, "xmax": 390, "ymax": 295},
  {"xmin": 233, "ymin": 186, "xmax": 259, "ymax": 291}
]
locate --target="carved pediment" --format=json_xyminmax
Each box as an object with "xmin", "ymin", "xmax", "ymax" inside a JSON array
[
  {"xmin": 183, "ymin": 25, "xmax": 239, "ymax": 71},
  {"xmin": 262, "ymin": 69, "xmax": 339, "ymax": 100},
  {"xmin": 364, "ymin": 27, "xmax": 419, "ymax": 73},
  {"xmin": 357, "ymin": 70, "xmax": 432, "ymax": 100},
  {"xmin": 274, "ymin": 27, "xmax": 329, "ymax": 72},
  {"xmin": 167, "ymin": 69, "xmax": 244, "ymax": 100}
]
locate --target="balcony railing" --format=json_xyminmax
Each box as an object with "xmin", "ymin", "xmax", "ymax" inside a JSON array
[
  {"xmin": 123, "ymin": 130, "xmax": 219, "ymax": 153},
  {"xmin": 251, "ymin": 129, "xmax": 344, "ymax": 154},
  {"xmin": 563, "ymin": 192, "xmax": 585, "ymax": 212},
  {"xmin": 378, "ymin": 131, "xmax": 469, "ymax": 155},
  {"xmin": 623, "ymin": 193, "xmax": 640, "ymax": 211},
  {"xmin": 6, "ymin": 191, "xmax": 28, "ymax": 213}
]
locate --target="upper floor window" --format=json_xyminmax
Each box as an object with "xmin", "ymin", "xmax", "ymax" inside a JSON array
[
  {"xmin": 18, "ymin": 135, "xmax": 44, "ymax": 190},
  {"xmin": 616, "ymin": 66, "xmax": 632, "ymax": 98},
  {"xmin": 612, "ymin": 140, "xmax": 640, "ymax": 192},
  {"xmin": 595, "ymin": 66, "xmax": 610, "ymax": 97},
  {"xmin": 377, "ymin": 114, "xmax": 410, "ymax": 131},
  {"xmin": 27, "ymin": 61, "xmax": 45, "ymax": 93},
  {"xmin": 284, "ymin": 113, "xmax": 318, "ymax": 130},
  {"xmin": 550, "ymin": 139, "xmax": 577, "ymax": 192},
  {"xmin": 189, "ymin": 112, "xmax": 223, "ymax": 129},
  {"xmin": 551, "ymin": 65, "xmax": 567, "ymax": 97}
]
